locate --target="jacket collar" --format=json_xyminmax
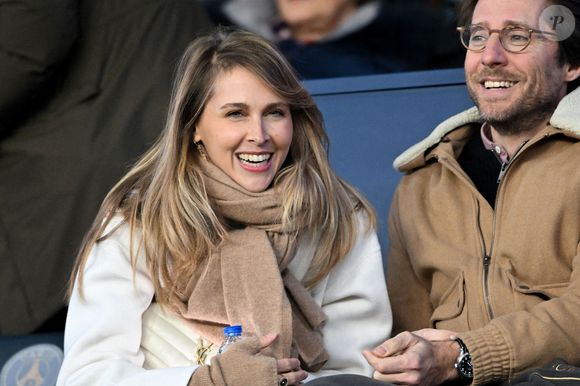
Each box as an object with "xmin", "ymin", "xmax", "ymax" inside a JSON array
[{"xmin": 394, "ymin": 86, "xmax": 580, "ymax": 172}]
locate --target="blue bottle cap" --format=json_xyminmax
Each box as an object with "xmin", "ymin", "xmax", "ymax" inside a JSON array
[{"xmin": 223, "ymin": 325, "xmax": 242, "ymax": 336}]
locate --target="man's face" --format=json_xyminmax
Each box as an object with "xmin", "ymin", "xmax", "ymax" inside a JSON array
[{"xmin": 464, "ymin": 0, "xmax": 578, "ymax": 133}]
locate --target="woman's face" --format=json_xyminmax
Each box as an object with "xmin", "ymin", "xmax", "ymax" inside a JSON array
[{"xmin": 194, "ymin": 66, "xmax": 293, "ymax": 193}]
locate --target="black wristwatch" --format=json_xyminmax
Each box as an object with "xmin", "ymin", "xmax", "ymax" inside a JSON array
[{"xmin": 454, "ymin": 338, "xmax": 474, "ymax": 383}]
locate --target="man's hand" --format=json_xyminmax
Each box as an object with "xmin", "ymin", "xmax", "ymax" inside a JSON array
[{"xmin": 362, "ymin": 330, "xmax": 460, "ymax": 386}]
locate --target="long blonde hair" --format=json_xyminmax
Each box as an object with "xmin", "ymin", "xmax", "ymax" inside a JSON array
[{"xmin": 69, "ymin": 28, "xmax": 376, "ymax": 304}]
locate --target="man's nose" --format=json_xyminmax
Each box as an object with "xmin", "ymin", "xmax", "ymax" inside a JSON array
[{"xmin": 481, "ymin": 34, "xmax": 509, "ymax": 67}]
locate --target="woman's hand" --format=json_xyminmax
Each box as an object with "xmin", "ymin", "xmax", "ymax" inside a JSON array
[
  {"xmin": 188, "ymin": 333, "xmax": 307, "ymax": 386},
  {"xmin": 261, "ymin": 334, "xmax": 308, "ymax": 385},
  {"xmin": 276, "ymin": 356, "xmax": 307, "ymax": 385}
]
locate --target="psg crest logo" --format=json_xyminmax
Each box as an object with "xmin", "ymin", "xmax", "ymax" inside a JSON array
[{"xmin": 0, "ymin": 344, "xmax": 63, "ymax": 386}]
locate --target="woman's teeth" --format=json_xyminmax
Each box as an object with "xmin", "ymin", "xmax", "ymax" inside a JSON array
[{"xmin": 237, "ymin": 153, "xmax": 271, "ymax": 163}]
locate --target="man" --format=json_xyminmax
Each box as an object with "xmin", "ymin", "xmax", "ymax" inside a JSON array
[
  {"xmin": 309, "ymin": 0, "xmax": 580, "ymax": 384},
  {"xmin": 0, "ymin": 0, "xmax": 213, "ymax": 335}
]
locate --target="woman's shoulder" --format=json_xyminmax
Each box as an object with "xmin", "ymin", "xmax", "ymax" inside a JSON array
[
  {"xmin": 97, "ymin": 214, "xmax": 138, "ymax": 243},
  {"xmin": 82, "ymin": 214, "xmax": 147, "ymax": 277},
  {"xmin": 84, "ymin": 214, "xmax": 144, "ymax": 266},
  {"xmin": 353, "ymin": 208, "xmax": 375, "ymax": 235}
]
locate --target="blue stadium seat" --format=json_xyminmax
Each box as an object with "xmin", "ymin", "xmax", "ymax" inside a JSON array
[{"xmin": 305, "ymin": 67, "xmax": 472, "ymax": 255}]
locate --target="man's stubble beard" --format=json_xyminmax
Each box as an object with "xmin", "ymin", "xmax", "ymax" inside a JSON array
[{"xmin": 467, "ymin": 74, "xmax": 562, "ymax": 136}]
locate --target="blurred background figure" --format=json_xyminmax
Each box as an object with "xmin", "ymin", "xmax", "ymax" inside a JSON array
[
  {"xmin": 0, "ymin": 0, "xmax": 213, "ymax": 336},
  {"xmin": 202, "ymin": 0, "xmax": 463, "ymax": 79}
]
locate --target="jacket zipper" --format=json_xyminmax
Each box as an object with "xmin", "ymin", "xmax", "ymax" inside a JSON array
[
  {"xmin": 496, "ymin": 140, "xmax": 528, "ymax": 184},
  {"xmin": 434, "ymin": 155, "xmax": 496, "ymax": 320},
  {"xmin": 475, "ymin": 201, "xmax": 494, "ymax": 321},
  {"xmin": 497, "ymin": 162, "xmax": 508, "ymax": 183},
  {"xmin": 434, "ymin": 137, "xmax": 533, "ymax": 322},
  {"xmin": 482, "ymin": 139, "xmax": 533, "ymax": 320}
]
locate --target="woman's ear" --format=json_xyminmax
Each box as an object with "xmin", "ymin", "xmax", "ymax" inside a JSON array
[{"xmin": 193, "ymin": 129, "xmax": 201, "ymax": 143}]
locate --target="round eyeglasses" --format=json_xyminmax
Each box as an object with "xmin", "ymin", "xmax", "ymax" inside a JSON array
[{"xmin": 457, "ymin": 24, "xmax": 552, "ymax": 53}]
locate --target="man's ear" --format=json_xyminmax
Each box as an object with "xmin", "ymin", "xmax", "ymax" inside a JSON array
[{"xmin": 564, "ymin": 64, "xmax": 580, "ymax": 83}]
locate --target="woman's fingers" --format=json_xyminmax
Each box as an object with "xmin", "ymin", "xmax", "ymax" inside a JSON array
[
  {"xmin": 277, "ymin": 357, "xmax": 300, "ymax": 372},
  {"xmin": 280, "ymin": 369, "xmax": 308, "ymax": 385},
  {"xmin": 277, "ymin": 358, "xmax": 306, "ymax": 385},
  {"xmin": 257, "ymin": 336, "xmax": 308, "ymax": 385}
]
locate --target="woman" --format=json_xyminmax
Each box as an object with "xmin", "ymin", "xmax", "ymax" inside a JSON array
[{"xmin": 56, "ymin": 28, "xmax": 391, "ymax": 386}]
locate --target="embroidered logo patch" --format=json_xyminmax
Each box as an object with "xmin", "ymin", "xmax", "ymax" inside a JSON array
[{"xmin": 0, "ymin": 344, "xmax": 63, "ymax": 386}]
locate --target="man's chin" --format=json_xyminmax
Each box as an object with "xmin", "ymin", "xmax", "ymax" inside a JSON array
[
  {"xmin": 477, "ymin": 106, "xmax": 527, "ymax": 134},
  {"xmin": 472, "ymin": 94, "xmax": 507, "ymax": 116},
  {"xmin": 478, "ymin": 107, "xmax": 515, "ymax": 124}
]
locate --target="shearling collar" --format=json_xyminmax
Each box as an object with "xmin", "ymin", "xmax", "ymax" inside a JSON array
[{"xmin": 393, "ymin": 87, "xmax": 580, "ymax": 171}]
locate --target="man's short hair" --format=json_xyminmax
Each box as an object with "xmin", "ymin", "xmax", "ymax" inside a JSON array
[{"xmin": 457, "ymin": 0, "xmax": 580, "ymax": 92}]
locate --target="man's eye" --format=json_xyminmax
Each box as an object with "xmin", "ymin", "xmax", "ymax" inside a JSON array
[
  {"xmin": 470, "ymin": 33, "xmax": 488, "ymax": 43},
  {"xmin": 508, "ymin": 33, "xmax": 530, "ymax": 44}
]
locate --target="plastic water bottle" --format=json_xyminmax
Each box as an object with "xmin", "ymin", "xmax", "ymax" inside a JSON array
[{"xmin": 218, "ymin": 325, "xmax": 243, "ymax": 354}]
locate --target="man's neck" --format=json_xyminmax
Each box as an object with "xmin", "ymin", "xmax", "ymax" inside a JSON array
[{"xmin": 488, "ymin": 124, "xmax": 544, "ymax": 158}]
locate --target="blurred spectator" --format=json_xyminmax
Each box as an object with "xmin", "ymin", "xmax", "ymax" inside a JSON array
[
  {"xmin": 202, "ymin": 0, "xmax": 463, "ymax": 79},
  {"xmin": 204, "ymin": 0, "xmax": 278, "ymax": 41},
  {"xmin": 0, "ymin": 0, "xmax": 213, "ymax": 335}
]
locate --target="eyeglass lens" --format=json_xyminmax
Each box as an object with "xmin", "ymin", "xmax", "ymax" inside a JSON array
[{"xmin": 461, "ymin": 25, "xmax": 532, "ymax": 52}]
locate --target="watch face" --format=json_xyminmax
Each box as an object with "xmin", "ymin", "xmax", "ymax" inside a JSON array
[{"xmin": 458, "ymin": 353, "xmax": 474, "ymax": 379}]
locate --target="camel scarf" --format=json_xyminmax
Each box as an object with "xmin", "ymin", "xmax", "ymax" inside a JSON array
[{"xmin": 172, "ymin": 160, "xmax": 328, "ymax": 371}]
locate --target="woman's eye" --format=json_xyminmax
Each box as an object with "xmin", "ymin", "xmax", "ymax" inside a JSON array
[
  {"xmin": 226, "ymin": 110, "xmax": 244, "ymax": 118},
  {"xmin": 268, "ymin": 109, "xmax": 285, "ymax": 117}
]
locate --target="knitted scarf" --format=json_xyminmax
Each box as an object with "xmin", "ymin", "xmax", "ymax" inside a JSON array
[{"xmin": 172, "ymin": 160, "xmax": 328, "ymax": 371}]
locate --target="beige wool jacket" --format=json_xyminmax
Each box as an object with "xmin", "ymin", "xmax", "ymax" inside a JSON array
[{"xmin": 387, "ymin": 88, "xmax": 580, "ymax": 385}]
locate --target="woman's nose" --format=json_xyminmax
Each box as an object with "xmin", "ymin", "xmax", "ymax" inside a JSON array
[{"xmin": 246, "ymin": 118, "xmax": 269, "ymax": 144}]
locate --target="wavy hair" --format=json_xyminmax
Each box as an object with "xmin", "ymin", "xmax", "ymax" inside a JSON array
[{"xmin": 69, "ymin": 28, "xmax": 376, "ymax": 304}]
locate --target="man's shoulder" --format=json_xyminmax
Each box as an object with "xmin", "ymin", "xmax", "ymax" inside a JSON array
[
  {"xmin": 551, "ymin": 88, "xmax": 580, "ymax": 140},
  {"xmin": 393, "ymin": 107, "xmax": 481, "ymax": 173}
]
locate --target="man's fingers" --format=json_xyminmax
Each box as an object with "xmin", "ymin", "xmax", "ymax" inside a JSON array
[
  {"xmin": 363, "ymin": 351, "xmax": 424, "ymax": 385},
  {"xmin": 363, "ymin": 350, "xmax": 381, "ymax": 366},
  {"xmin": 370, "ymin": 331, "xmax": 417, "ymax": 357},
  {"xmin": 413, "ymin": 328, "xmax": 455, "ymax": 341},
  {"xmin": 373, "ymin": 369, "xmax": 422, "ymax": 385},
  {"xmin": 363, "ymin": 350, "xmax": 408, "ymax": 375}
]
